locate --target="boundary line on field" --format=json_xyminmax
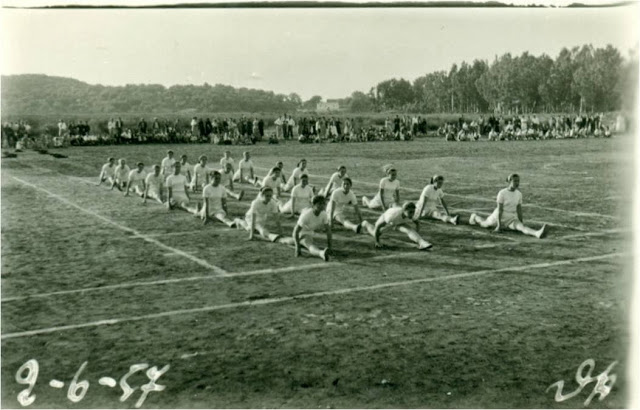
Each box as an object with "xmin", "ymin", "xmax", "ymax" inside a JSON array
[
  {"xmin": 9, "ymin": 175, "xmax": 229, "ymax": 277},
  {"xmin": 0, "ymin": 251, "xmax": 424, "ymax": 303},
  {"xmin": 1, "ymin": 227, "xmax": 627, "ymax": 304},
  {"xmin": 0, "ymin": 252, "xmax": 626, "ymax": 340},
  {"xmin": 472, "ymin": 228, "xmax": 629, "ymax": 249}
]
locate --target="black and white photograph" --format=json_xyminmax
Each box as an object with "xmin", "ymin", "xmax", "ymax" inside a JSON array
[{"xmin": 1, "ymin": 0, "xmax": 638, "ymax": 408}]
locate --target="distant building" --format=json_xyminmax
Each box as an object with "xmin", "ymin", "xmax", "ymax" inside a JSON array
[{"xmin": 316, "ymin": 101, "xmax": 340, "ymax": 112}]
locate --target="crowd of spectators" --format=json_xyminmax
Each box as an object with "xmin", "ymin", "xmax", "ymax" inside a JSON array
[
  {"xmin": 1, "ymin": 121, "xmax": 32, "ymax": 148},
  {"xmin": 438, "ymin": 113, "xmax": 625, "ymax": 141},
  {"xmin": 286, "ymin": 115, "xmax": 427, "ymax": 143},
  {"xmin": 2, "ymin": 112, "xmax": 628, "ymax": 150}
]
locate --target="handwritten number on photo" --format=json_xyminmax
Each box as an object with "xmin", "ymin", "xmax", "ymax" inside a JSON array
[
  {"xmin": 16, "ymin": 359, "xmax": 38, "ymax": 407},
  {"xmin": 15, "ymin": 359, "xmax": 169, "ymax": 407},
  {"xmin": 547, "ymin": 359, "xmax": 618, "ymax": 406},
  {"xmin": 67, "ymin": 361, "xmax": 89, "ymax": 403}
]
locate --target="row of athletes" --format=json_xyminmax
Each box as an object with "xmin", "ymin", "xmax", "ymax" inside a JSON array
[{"xmin": 97, "ymin": 153, "xmax": 547, "ymax": 261}]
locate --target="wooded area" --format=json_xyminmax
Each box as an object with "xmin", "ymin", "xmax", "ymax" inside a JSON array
[{"xmin": 2, "ymin": 44, "xmax": 637, "ymax": 116}]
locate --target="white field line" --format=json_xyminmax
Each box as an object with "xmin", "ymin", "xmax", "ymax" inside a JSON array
[
  {"xmin": 10, "ymin": 176, "xmax": 229, "ymax": 277},
  {"xmin": 1, "ymin": 251, "xmax": 424, "ymax": 303},
  {"xmin": 473, "ymin": 228, "xmax": 629, "ymax": 249},
  {"xmin": 0, "ymin": 252, "xmax": 626, "ymax": 340},
  {"xmin": 253, "ymin": 166, "xmax": 618, "ymax": 220},
  {"xmin": 1, "ymin": 227, "xmax": 627, "ymax": 304},
  {"xmin": 144, "ymin": 229, "xmax": 211, "ymax": 238}
]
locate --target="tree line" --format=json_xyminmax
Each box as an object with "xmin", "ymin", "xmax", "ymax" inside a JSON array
[
  {"xmin": 345, "ymin": 44, "xmax": 637, "ymax": 114},
  {"xmin": 1, "ymin": 43, "xmax": 637, "ymax": 116}
]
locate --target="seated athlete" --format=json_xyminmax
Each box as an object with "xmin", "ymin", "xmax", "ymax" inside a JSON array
[
  {"xmin": 234, "ymin": 186, "xmax": 283, "ymax": 242},
  {"xmin": 125, "ymin": 162, "xmax": 147, "ymax": 197},
  {"xmin": 327, "ymin": 177, "xmax": 363, "ymax": 233},
  {"xmin": 362, "ymin": 202, "xmax": 433, "ymax": 250},
  {"xmin": 469, "ymin": 173, "xmax": 546, "ymax": 239},
  {"xmin": 279, "ymin": 174, "xmax": 314, "ymax": 217},
  {"xmin": 199, "ymin": 170, "xmax": 237, "ymax": 227}
]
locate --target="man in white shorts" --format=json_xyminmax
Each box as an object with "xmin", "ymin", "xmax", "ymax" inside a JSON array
[
  {"xmin": 233, "ymin": 151, "xmax": 258, "ymax": 184},
  {"xmin": 259, "ymin": 167, "xmax": 283, "ymax": 201},
  {"xmin": 97, "ymin": 157, "xmax": 116, "ymax": 186},
  {"xmin": 320, "ymin": 165, "xmax": 348, "ymax": 197},
  {"xmin": 143, "ymin": 165, "xmax": 164, "ymax": 204},
  {"xmin": 279, "ymin": 174, "xmax": 314, "ymax": 217},
  {"xmin": 111, "ymin": 159, "xmax": 131, "ymax": 191},
  {"xmin": 414, "ymin": 175, "xmax": 458, "ymax": 225},
  {"xmin": 362, "ymin": 202, "xmax": 432, "ymax": 250},
  {"xmin": 275, "ymin": 161, "xmax": 288, "ymax": 188},
  {"xmin": 190, "ymin": 155, "xmax": 210, "ymax": 192},
  {"xmin": 235, "ymin": 186, "xmax": 283, "ymax": 242},
  {"xmin": 160, "ymin": 150, "xmax": 176, "ymax": 179},
  {"xmin": 286, "ymin": 195, "xmax": 332, "ymax": 261},
  {"xmin": 219, "ymin": 162, "xmax": 244, "ymax": 201},
  {"xmin": 470, "ymin": 174, "xmax": 546, "ymax": 238},
  {"xmin": 220, "ymin": 150, "xmax": 235, "ymax": 172},
  {"xmin": 166, "ymin": 162, "xmax": 198, "ymax": 213},
  {"xmin": 362, "ymin": 166, "xmax": 400, "ymax": 210},
  {"xmin": 179, "ymin": 154, "xmax": 193, "ymax": 183},
  {"xmin": 328, "ymin": 177, "xmax": 363, "ymax": 233},
  {"xmin": 200, "ymin": 171, "xmax": 236, "ymax": 227},
  {"xmin": 282, "ymin": 159, "xmax": 309, "ymax": 192},
  {"xmin": 125, "ymin": 162, "xmax": 147, "ymax": 197}
]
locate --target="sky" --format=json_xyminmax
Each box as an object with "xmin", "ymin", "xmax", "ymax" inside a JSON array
[{"xmin": 1, "ymin": 2, "xmax": 638, "ymax": 100}]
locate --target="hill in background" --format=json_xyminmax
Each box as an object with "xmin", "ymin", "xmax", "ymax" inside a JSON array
[{"xmin": 1, "ymin": 74, "xmax": 300, "ymax": 115}]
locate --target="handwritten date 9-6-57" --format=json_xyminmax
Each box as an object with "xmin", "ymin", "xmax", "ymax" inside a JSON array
[{"xmin": 15, "ymin": 359, "xmax": 170, "ymax": 408}]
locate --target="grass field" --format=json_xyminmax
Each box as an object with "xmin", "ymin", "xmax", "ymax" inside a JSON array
[{"xmin": 1, "ymin": 136, "xmax": 634, "ymax": 408}]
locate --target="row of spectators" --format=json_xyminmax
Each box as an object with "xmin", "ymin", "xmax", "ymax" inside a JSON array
[
  {"xmin": 2, "ymin": 121, "xmax": 32, "ymax": 148},
  {"xmin": 438, "ymin": 113, "xmax": 627, "ymax": 141},
  {"xmin": 2, "ymin": 113, "xmax": 628, "ymax": 149}
]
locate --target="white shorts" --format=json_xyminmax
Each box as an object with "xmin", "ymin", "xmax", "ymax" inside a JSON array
[
  {"xmin": 244, "ymin": 216, "xmax": 271, "ymax": 235},
  {"xmin": 332, "ymin": 210, "xmax": 353, "ymax": 224},
  {"xmin": 189, "ymin": 180, "xmax": 206, "ymax": 191},
  {"xmin": 368, "ymin": 193, "xmax": 397, "ymax": 209},
  {"xmin": 133, "ymin": 185, "xmax": 145, "ymax": 195},
  {"xmin": 417, "ymin": 207, "xmax": 443, "ymax": 219},
  {"xmin": 203, "ymin": 208, "xmax": 226, "ymax": 219},
  {"xmin": 233, "ymin": 169, "xmax": 252, "ymax": 182},
  {"xmin": 282, "ymin": 180, "xmax": 294, "ymax": 192},
  {"xmin": 299, "ymin": 233, "xmax": 316, "ymax": 249},
  {"xmin": 280, "ymin": 199, "xmax": 309, "ymax": 214},
  {"xmin": 170, "ymin": 194, "xmax": 190, "ymax": 206},
  {"xmin": 147, "ymin": 189, "xmax": 161, "ymax": 200},
  {"xmin": 485, "ymin": 209, "xmax": 518, "ymax": 229}
]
